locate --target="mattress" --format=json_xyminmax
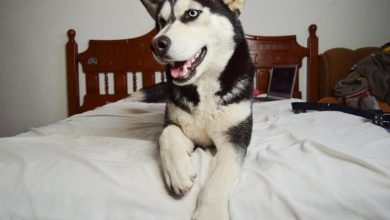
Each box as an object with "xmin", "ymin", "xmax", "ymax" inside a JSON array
[{"xmin": 1, "ymin": 99, "xmax": 389, "ymax": 220}]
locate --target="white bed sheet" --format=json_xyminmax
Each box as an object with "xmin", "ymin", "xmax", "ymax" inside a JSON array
[{"xmin": 1, "ymin": 100, "xmax": 390, "ymax": 220}]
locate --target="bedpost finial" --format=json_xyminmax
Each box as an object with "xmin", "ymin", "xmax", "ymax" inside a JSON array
[
  {"xmin": 67, "ymin": 29, "xmax": 76, "ymax": 42},
  {"xmin": 309, "ymin": 24, "xmax": 317, "ymax": 35}
]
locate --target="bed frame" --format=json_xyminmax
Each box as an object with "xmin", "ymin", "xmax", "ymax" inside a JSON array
[{"xmin": 66, "ymin": 25, "xmax": 318, "ymax": 116}]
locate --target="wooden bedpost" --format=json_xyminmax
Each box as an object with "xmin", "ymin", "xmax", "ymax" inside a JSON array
[
  {"xmin": 307, "ymin": 24, "xmax": 318, "ymax": 102},
  {"xmin": 66, "ymin": 29, "xmax": 80, "ymax": 116}
]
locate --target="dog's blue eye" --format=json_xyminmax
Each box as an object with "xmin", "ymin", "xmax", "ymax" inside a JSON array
[
  {"xmin": 188, "ymin": 10, "xmax": 199, "ymax": 17},
  {"xmin": 182, "ymin": 9, "xmax": 202, "ymax": 22}
]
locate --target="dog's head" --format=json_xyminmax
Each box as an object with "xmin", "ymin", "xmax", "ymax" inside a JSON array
[{"xmin": 140, "ymin": 0, "xmax": 246, "ymax": 86}]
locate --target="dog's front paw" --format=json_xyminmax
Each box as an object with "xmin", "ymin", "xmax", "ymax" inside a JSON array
[
  {"xmin": 160, "ymin": 125, "xmax": 196, "ymax": 195},
  {"xmin": 161, "ymin": 148, "xmax": 196, "ymax": 195}
]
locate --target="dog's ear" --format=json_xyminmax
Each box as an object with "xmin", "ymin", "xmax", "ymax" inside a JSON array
[
  {"xmin": 222, "ymin": 0, "xmax": 245, "ymax": 16},
  {"xmin": 140, "ymin": 0, "xmax": 164, "ymax": 19}
]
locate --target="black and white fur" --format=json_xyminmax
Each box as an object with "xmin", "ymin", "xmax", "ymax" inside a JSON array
[{"xmin": 135, "ymin": 0, "xmax": 254, "ymax": 219}]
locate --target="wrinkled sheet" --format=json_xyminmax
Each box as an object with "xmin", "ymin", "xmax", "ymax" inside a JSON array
[{"xmin": 1, "ymin": 100, "xmax": 390, "ymax": 220}]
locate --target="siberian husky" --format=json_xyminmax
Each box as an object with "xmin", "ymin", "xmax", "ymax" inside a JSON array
[{"xmin": 136, "ymin": 0, "xmax": 254, "ymax": 219}]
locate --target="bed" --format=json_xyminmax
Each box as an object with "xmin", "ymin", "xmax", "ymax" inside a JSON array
[{"xmin": 1, "ymin": 24, "xmax": 390, "ymax": 220}]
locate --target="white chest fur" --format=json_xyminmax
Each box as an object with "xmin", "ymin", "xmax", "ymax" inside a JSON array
[{"xmin": 167, "ymin": 76, "xmax": 251, "ymax": 147}]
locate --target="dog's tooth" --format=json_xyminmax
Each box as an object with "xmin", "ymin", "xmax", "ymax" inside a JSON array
[
  {"xmin": 183, "ymin": 66, "xmax": 190, "ymax": 77},
  {"xmin": 181, "ymin": 64, "xmax": 188, "ymax": 77},
  {"xmin": 193, "ymin": 52, "xmax": 198, "ymax": 60},
  {"xmin": 196, "ymin": 50, "xmax": 201, "ymax": 58}
]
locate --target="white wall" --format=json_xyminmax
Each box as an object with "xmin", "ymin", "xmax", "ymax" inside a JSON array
[
  {"xmin": 241, "ymin": 0, "xmax": 390, "ymax": 51},
  {"xmin": 0, "ymin": 0, "xmax": 389, "ymax": 136},
  {"xmin": 0, "ymin": 0, "xmax": 153, "ymax": 137}
]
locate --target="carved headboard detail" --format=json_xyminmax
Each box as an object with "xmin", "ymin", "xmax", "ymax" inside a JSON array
[{"xmin": 66, "ymin": 25, "xmax": 318, "ymax": 116}]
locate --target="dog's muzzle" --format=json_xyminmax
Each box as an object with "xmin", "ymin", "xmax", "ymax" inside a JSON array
[{"xmin": 150, "ymin": 35, "xmax": 208, "ymax": 84}]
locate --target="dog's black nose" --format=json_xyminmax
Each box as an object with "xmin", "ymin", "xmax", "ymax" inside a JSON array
[{"xmin": 152, "ymin": 35, "xmax": 171, "ymax": 55}]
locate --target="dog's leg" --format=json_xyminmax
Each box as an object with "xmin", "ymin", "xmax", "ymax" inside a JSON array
[
  {"xmin": 160, "ymin": 125, "xmax": 197, "ymax": 195},
  {"xmin": 192, "ymin": 112, "xmax": 251, "ymax": 220},
  {"xmin": 192, "ymin": 141, "xmax": 246, "ymax": 220}
]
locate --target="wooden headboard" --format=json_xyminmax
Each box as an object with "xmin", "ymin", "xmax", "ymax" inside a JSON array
[{"xmin": 66, "ymin": 24, "xmax": 318, "ymax": 116}]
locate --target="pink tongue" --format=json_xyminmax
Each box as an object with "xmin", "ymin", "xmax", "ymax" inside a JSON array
[
  {"xmin": 171, "ymin": 59, "xmax": 192, "ymax": 78},
  {"xmin": 170, "ymin": 67, "xmax": 182, "ymax": 78}
]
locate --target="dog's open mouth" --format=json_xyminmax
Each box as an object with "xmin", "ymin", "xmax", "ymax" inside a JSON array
[{"xmin": 170, "ymin": 47, "xmax": 207, "ymax": 82}]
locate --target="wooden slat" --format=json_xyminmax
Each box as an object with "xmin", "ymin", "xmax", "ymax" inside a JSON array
[{"xmin": 114, "ymin": 72, "xmax": 127, "ymax": 94}]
